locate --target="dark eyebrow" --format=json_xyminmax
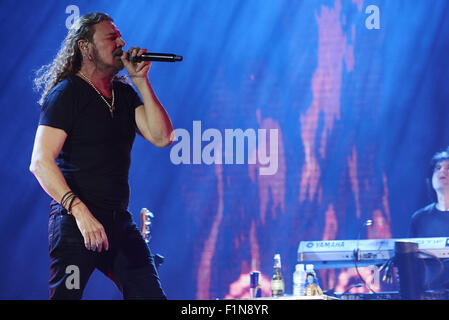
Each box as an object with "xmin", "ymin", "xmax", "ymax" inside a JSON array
[{"xmin": 106, "ymin": 31, "xmax": 121, "ymax": 37}]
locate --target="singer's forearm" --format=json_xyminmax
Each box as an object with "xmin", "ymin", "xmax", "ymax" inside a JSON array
[
  {"xmin": 133, "ymin": 77, "xmax": 174, "ymax": 147},
  {"xmin": 30, "ymin": 158, "xmax": 91, "ymax": 218},
  {"xmin": 30, "ymin": 157, "xmax": 74, "ymax": 207}
]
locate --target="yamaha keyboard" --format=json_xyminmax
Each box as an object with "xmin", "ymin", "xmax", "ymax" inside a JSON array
[{"xmin": 298, "ymin": 237, "xmax": 449, "ymax": 269}]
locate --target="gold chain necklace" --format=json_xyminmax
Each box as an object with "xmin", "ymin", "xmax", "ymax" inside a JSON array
[{"xmin": 79, "ymin": 71, "xmax": 115, "ymax": 118}]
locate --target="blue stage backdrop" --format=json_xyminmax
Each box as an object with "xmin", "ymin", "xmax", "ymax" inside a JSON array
[{"xmin": 1, "ymin": 0, "xmax": 449, "ymax": 299}]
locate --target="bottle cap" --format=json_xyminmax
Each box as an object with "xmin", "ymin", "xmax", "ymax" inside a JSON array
[
  {"xmin": 295, "ymin": 264, "xmax": 305, "ymax": 271},
  {"xmin": 273, "ymin": 254, "xmax": 282, "ymax": 268},
  {"xmin": 306, "ymin": 264, "xmax": 314, "ymax": 270}
]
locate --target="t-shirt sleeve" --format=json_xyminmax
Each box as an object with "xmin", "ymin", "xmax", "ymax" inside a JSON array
[
  {"xmin": 39, "ymin": 82, "xmax": 77, "ymax": 135},
  {"xmin": 409, "ymin": 207, "xmax": 428, "ymax": 238},
  {"xmin": 129, "ymin": 85, "xmax": 143, "ymax": 110},
  {"xmin": 409, "ymin": 213, "xmax": 418, "ymax": 237},
  {"xmin": 124, "ymin": 84, "xmax": 144, "ymax": 134}
]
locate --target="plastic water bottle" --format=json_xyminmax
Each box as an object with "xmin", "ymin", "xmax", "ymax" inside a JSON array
[{"xmin": 293, "ymin": 264, "xmax": 306, "ymax": 296}]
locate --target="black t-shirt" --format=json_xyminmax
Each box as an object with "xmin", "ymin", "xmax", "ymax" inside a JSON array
[
  {"xmin": 39, "ymin": 75, "xmax": 143, "ymax": 211},
  {"xmin": 410, "ymin": 203, "xmax": 449, "ymax": 237},
  {"xmin": 409, "ymin": 203, "xmax": 449, "ymax": 289}
]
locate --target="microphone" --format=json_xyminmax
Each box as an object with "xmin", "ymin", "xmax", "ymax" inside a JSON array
[{"xmin": 127, "ymin": 51, "xmax": 183, "ymax": 63}]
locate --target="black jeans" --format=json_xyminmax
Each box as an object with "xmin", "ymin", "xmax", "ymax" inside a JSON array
[{"xmin": 47, "ymin": 200, "xmax": 166, "ymax": 300}]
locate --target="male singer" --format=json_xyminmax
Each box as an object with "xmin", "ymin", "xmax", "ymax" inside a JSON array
[{"xmin": 30, "ymin": 12, "xmax": 174, "ymax": 299}]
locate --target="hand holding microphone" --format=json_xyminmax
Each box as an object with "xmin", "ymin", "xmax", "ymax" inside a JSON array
[
  {"xmin": 120, "ymin": 47, "xmax": 150, "ymax": 80},
  {"xmin": 121, "ymin": 47, "xmax": 182, "ymax": 81},
  {"xmin": 124, "ymin": 47, "xmax": 183, "ymax": 62}
]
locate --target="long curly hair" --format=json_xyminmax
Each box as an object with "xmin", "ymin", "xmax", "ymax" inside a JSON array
[{"xmin": 34, "ymin": 12, "xmax": 124, "ymax": 105}]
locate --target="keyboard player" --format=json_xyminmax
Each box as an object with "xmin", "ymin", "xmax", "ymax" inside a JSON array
[{"xmin": 410, "ymin": 147, "xmax": 449, "ymax": 290}]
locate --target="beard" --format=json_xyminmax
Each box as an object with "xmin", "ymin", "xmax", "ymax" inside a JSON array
[{"xmin": 92, "ymin": 45, "xmax": 124, "ymax": 75}]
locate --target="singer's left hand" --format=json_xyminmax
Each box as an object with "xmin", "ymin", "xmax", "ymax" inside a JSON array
[{"xmin": 121, "ymin": 47, "xmax": 151, "ymax": 81}]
